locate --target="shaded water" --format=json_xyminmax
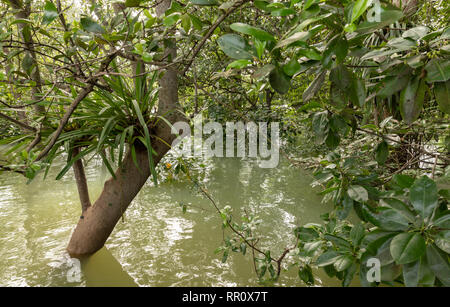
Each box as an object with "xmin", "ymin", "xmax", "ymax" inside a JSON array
[{"xmin": 0, "ymin": 155, "xmax": 343, "ymax": 286}]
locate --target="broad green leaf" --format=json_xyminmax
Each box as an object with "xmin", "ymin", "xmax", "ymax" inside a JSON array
[
  {"xmin": 324, "ymin": 234, "xmax": 352, "ymax": 250},
  {"xmin": 362, "ymin": 205, "xmax": 410, "ymax": 231},
  {"xmin": 312, "ymin": 111, "xmax": 328, "ymax": 144},
  {"xmin": 230, "ymin": 23, "xmax": 275, "ymax": 41},
  {"xmin": 271, "ymin": 8, "xmax": 295, "ymax": 17},
  {"xmin": 390, "ymin": 232, "xmax": 426, "ymax": 264},
  {"xmin": 226, "ymin": 59, "xmax": 251, "ymax": 70},
  {"xmin": 163, "ymin": 13, "xmax": 180, "ymax": 27},
  {"xmin": 274, "ymin": 31, "xmax": 309, "ymax": 49},
  {"xmin": 350, "ymin": 223, "xmax": 365, "ymax": 247},
  {"xmin": 316, "ymin": 250, "xmax": 341, "ymax": 267},
  {"xmin": 269, "ymin": 67, "xmax": 291, "ymax": 94},
  {"xmin": 434, "ymin": 230, "xmax": 450, "ymax": 253},
  {"xmin": 298, "ymin": 265, "xmax": 314, "ymax": 285},
  {"xmin": 322, "ymin": 35, "xmax": 348, "ymax": 68},
  {"xmin": 434, "ymin": 80, "xmax": 450, "ymax": 114},
  {"xmin": 283, "ymin": 59, "xmax": 301, "ymax": 76},
  {"xmin": 381, "ymin": 198, "xmax": 416, "ymax": 222},
  {"xmin": 42, "ymin": 1, "xmax": 58, "ymax": 25},
  {"xmin": 347, "ymin": 185, "xmax": 368, "ymax": 202},
  {"xmin": 217, "ymin": 34, "xmax": 255, "ymax": 59},
  {"xmin": 432, "ymin": 214, "xmax": 450, "ymax": 229},
  {"xmin": 426, "ymin": 244, "xmax": 450, "ymax": 286},
  {"xmin": 333, "ymin": 255, "xmax": 353, "ymax": 272},
  {"xmin": 80, "ymin": 17, "xmax": 105, "ymax": 34},
  {"xmin": 294, "ymin": 226, "xmax": 319, "ymax": 242},
  {"xmin": 399, "ymin": 76, "xmax": 426, "ymax": 124},
  {"xmin": 189, "ymin": 0, "xmax": 218, "ymax": 6},
  {"xmin": 425, "ymin": 59, "xmax": 450, "ymax": 82},
  {"xmin": 377, "ymin": 74, "xmax": 410, "ymax": 98},
  {"xmin": 181, "ymin": 14, "xmax": 191, "ymax": 33},
  {"xmin": 409, "ymin": 176, "xmax": 438, "ymax": 220},
  {"xmin": 375, "ymin": 140, "xmax": 388, "ymax": 165},
  {"xmin": 188, "ymin": 14, "xmax": 203, "ymax": 30},
  {"xmin": 402, "ymin": 26, "xmax": 430, "ymax": 41},
  {"xmin": 22, "ymin": 53, "xmax": 34, "ymax": 75},
  {"xmin": 302, "ymin": 71, "xmax": 326, "ymax": 102},
  {"xmin": 351, "ymin": 0, "xmax": 372, "ymax": 23},
  {"xmin": 252, "ymin": 64, "xmax": 275, "ymax": 80},
  {"xmin": 356, "ymin": 10, "xmax": 403, "ymax": 33},
  {"xmin": 403, "ymin": 255, "xmax": 435, "ymax": 287},
  {"xmin": 125, "ymin": 0, "xmax": 141, "ymax": 7},
  {"xmin": 349, "ymin": 78, "xmax": 366, "ymax": 108}
]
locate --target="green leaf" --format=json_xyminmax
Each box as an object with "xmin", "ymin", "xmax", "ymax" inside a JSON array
[
  {"xmin": 252, "ymin": 64, "xmax": 275, "ymax": 80},
  {"xmin": 402, "ymin": 26, "xmax": 430, "ymax": 41},
  {"xmin": 22, "ymin": 53, "xmax": 34, "ymax": 76},
  {"xmin": 163, "ymin": 13, "xmax": 180, "ymax": 27},
  {"xmin": 399, "ymin": 76, "xmax": 426, "ymax": 124},
  {"xmin": 269, "ymin": 67, "xmax": 291, "ymax": 94},
  {"xmin": 302, "ymin": 71, "xmax": 326, "ymax": 102},
  {"xmin": 356, "ymin": 10, "xmax": 403, "ymax": 34},
  {"xmin": 294, "ymin": 226, "xmax": 319, "ymax": 242},
  {"xmin": 434, "ymin": 80, "xmax": 450, "ymax": 114},
  {"xmin": 298, "ymin": 265, "xmax": 314, "ymax": 285},
  {"xmin": 271, "ymin": 8, "xmax": 295, "ymax": 17},
  {"xmin": 426, "ymin": 244, "xmax": 450, "ymax": 286},
  {"xmin": 217, "ymin": 34, "xmax": 255, "ymax": 60},
  {"xmin": 80, "ymin": 17, "xmax": 105, "ymax": 34},
  {"xmin": 181, "ymin": 14, "xmax": 191, "ymax": 33},
  {"xmin": 403, "ymin": 255, "xmax": 435, "ymax": 287},
  {"xmin": 316, "ymin": 250, "xmax": 341, "ymax": 267},
  {"xmin": 351, "ymin": 0, "xmax": 372, "ymax": 23},
  {"xmin": 333, "ymin": 255, "xmax": 353, "ymax": 272},
  {"xmin": 390, "ymin": 233, "xmax": 426, "ymax": 265},
  {"xmin": 125, "ymin": 0, "xmax": 142, "ymax": 7},
  {"xmin": 347, "ymin": 185, "xmax": 368, "ymax": 202},
  {"xmin": 350, "ymin": 223, "xmax": 365, "ymax": 247},
  {"xmin": 434, "ymin": 230, "xmax": 450, "ymax": 253},
  {"xmin": 425, "ymin": 59, "xmax": 450, "ymax": 82},
  {"xmin": 188, "ymin": 14, "xmax": 203, "ymax": 30},
  {"xmin": 377, "ymin": 74, "xmax": 410, "ymax": 98},
  {"xmin": 42, "ymin": 1, "xmax": 58, "ymax": 25},
  {"xmin": 432, "ymin": 214, "xmax": 450, "ymax": 229},
  {"xmin": 362, "ymin": 205, "xmax": 410, "ymax": 231},
  {"xmin": 375, "ymin": 140, "xmax": 388, "ymax": 165},
  {"xmin": 283, "ymin": 59, "xmax": 301, "ymax": 76},
  {"xmin": 230, "ymin": 23, "xmax": 275, "ymax": 42},
  {"xmin": 381, "ymin": 198, "xmax": 416, "ymax": 222},
  {"xmin": 131, "ymin": 100, "xmax": 157, "ymax": 185},
  {"xmin": 226, "ymin": 59, "xmax": 251, "ymax": 70},
  {"xmin": 274, "ymin": 31, "xmax": 309, "ymax": 49},
  {"xmin": 322, "ymin": 35, "xmax": 348, "ymax": 68},
  {"xmin": 349, "ymin": 78, "xmax": 366, "ymax": 108},
  {"xmin": 190, "ymin": 0, "xmax": 218, "ymax": 5},
  {"xmin": 409, "ymin": 176, "xmax": 438, "ymax": 220},
  {"xmin": 312, "ymin": 111, "xmax": 328, "ymax": 144}
]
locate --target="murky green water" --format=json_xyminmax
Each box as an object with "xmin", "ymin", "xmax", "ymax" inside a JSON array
[{"xmin": 0, "ymin": 155, "xmax": 343, "ymax": 286}]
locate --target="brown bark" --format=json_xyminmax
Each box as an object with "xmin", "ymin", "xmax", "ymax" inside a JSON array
[
  {"xmin": 67, "ymin": 0, "xmax": 182, "ymax": 257},
  {"xmin": 72, "ymin": 146, "xmax": 91, "ymax": 214}
]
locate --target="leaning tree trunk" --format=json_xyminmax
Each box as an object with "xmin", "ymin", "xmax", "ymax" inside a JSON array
[{"xmin": 67, "ymin": 0, "xmax": 180, "ymax": 257}]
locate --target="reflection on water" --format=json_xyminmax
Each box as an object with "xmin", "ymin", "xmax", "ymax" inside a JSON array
[{"xmin": 0, "ymin": 155, "xmax": 343, "ymax": 286}]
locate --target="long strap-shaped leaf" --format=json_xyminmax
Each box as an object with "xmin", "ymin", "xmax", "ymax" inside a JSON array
[{"xmin": 132, "ymin": 99, "xmax": 158, "ymax": 186}]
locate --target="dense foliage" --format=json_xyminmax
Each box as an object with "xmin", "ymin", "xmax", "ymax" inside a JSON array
[{"xmin": 0, "ymin": 0, "xmax": 448, "ymax": 286}]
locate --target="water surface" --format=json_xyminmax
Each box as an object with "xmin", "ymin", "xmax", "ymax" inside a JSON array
[{"xmin": 0, "ymin": 155, "xmax": 342, "ymax": 286}]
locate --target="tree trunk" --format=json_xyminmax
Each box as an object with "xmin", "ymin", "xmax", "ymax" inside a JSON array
[
  {"xmin": 67, "ymin": 0, "xmax": 180, "ymax": 257},
  {"xmin": 67, "ymin": 136, "xmax": 176, "ymax": 257},
  {"xmin": 9, "ymin": 0, "xmax": 46, "ymax": 114}
]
